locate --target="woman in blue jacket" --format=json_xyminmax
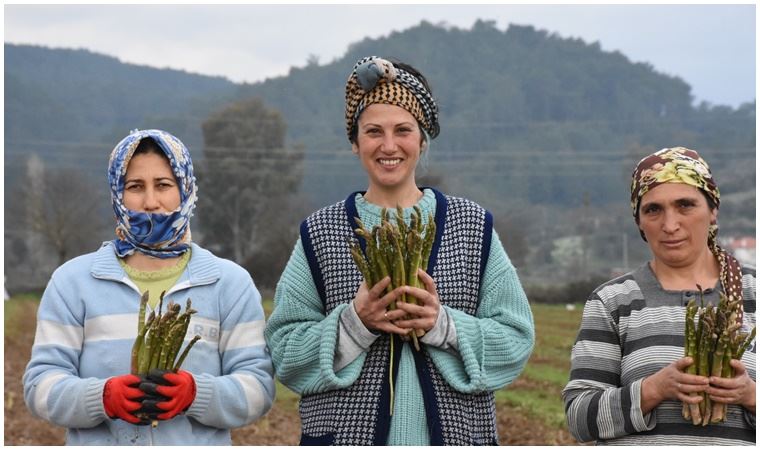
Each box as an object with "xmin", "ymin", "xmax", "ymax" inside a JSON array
[{"xmin": 23, "ymin": 129, "xmax": 275, "ymax": 445}]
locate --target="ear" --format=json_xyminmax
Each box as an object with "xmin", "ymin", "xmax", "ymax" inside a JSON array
[
  {"xmin": 351, "ymin": 142, "xmax": 359, "ymax": 155},
  {"xmin": 709, "ymin": 207, "xmax": 718, "ymax": 225}
]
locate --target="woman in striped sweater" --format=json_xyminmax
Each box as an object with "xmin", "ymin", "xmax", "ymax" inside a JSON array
[{"xmin": 563, "ymin": 147, "xmax": 755, "ymax": 445}]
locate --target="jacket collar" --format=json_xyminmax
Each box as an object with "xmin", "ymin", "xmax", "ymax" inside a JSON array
[{"xmin": 91, "ymin": 241, "xmax": 220, "ymax": 286}]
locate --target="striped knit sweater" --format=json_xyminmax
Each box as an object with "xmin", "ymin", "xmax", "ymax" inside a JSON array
[
  {"xmin": 562, "ymin": 262, "xmax": 756, "ymax": 445},
  {"xmin": 23, "ymin": 242, "xmax": 275, "ymax": 445}
]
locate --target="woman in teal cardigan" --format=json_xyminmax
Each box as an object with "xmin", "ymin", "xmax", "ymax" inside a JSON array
[{"xmin": 264, "ymin": 56, "xmax": 535, "ymax": 445}]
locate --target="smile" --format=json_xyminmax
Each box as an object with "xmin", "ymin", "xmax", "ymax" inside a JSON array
[{"xmin": 378, "ymin": 158, "xmax": 402, "ymax": 167}]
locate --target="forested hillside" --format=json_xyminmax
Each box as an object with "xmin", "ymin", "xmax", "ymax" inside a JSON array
[{"xmin": 5, "ymin": 20, "xmax": 755, "ymax": 291}]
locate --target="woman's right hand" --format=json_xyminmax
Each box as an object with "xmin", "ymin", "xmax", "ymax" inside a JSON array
[
  {"xmin": 640, "ymin": 357, "xmax": 709, "ymax": 414},
  {"xmin": 353, "ymin": 277, "xmax": 411, "ymax": 336}
]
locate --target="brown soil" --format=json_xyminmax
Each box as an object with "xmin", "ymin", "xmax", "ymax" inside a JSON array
[{"xmin": 5, "ymin": 300, "xmax": 580, "ymax": 445}]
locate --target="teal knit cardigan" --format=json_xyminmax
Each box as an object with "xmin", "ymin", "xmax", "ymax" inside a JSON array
[{"xmin": 264, "ymin": 189, "xmax": 535, "ymax": 445}]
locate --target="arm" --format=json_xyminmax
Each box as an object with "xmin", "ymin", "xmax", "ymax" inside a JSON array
[
  {"xmin": 23, "ymin": 275, "xmax": 109, "ymax": 428},
  {"xmin": 264, "ymin": 239, "xmax": 369, "ymax": 395},
  {"xmin": 561, "ymin": 294, "xmax": 655, "ymax": 442},
  {"xmin": 185, "ymin": 270, "xmax": 275, "ymax": 429},
  {"xmin": 424, "ymin": 231, "xmax": 535, "ymax": 393}
]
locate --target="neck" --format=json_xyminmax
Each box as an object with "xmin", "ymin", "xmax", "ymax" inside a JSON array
[
  {"xmin": 650, "ymin": 248, "xmax": 720, "ymax": 291},
  {"xmin": 124, "ymin": 251, "xmax": 181, "ymax": 271},
  {"xmin": 363, "ymin": 183, "xmax": 423, "ymax": 209}
]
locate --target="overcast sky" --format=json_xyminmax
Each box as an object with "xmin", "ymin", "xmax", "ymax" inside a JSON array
[{"xmin": 4, "ymin": 4, "xmax": 756, "ymax": 107}]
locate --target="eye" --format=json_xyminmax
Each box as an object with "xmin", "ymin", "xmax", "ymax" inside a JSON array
[
  {"xmin": 365, "ymin": 127, "xmax": 381, "ymax": 136},
  {"xmin": 125, "ymin": 183, "xmax": 142, "ymax": 192},
  {"xmin": 642, "ymin": 204, "xmax": 661, "ymax": 215},
  {"xmin": 677, "ymin": 200, "xmax": 696, "ymax": 210}
]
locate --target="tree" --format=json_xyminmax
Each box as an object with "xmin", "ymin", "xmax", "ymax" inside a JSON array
[
  {"xmin": 197, "ymin": 98, "xmax": 306, "ymax": 289},
  {"xmin": 7, "ymin": 155, "xmax": 110, "ymax": 288}
]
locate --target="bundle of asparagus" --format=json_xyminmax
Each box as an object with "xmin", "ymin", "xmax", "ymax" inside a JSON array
[
  {"xmin": 349, "ymin": 206, "xmax": 436, "ymax": 415},
  {"xmin": 349, "ymin": 205, "xmax": 436, "ymax": 351},
  {"xmin": 130, "ymin": 291, "xmax": 202, "ymax": 426},
  {"xmin": 682, "ymin": 288, "xmax": 755, "ymax": 425}
]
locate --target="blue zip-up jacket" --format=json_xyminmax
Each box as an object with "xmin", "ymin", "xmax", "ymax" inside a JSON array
[{"xmin": 23, "ymin": 242, "xmax": 275, "ymax": 445}]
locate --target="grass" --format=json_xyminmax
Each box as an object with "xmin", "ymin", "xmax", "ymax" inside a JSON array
[
  {"xmin": 493, "ymin": 302, "xmax": 583, "ymax": 430},
  {"xmin": 6, "ymin": 295, "xmax": 585, "ymax": 433}
]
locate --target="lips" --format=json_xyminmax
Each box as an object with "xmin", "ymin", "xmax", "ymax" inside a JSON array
[
  {"xmin": 661, "ymin": 239, "xmax": 686, "ymax": 248},
  {"xmin": 378, "ymin": 158, "xmax": 402, "ymax": 167}
]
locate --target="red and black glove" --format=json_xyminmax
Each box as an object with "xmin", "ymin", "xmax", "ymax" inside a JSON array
[
  {"xmin": 103, "ymin": 374, "xmax": 149, "ymax": 425},
  {"xmin": 138, "ymin": 369, "xmax": 196, "ymax": 420}
]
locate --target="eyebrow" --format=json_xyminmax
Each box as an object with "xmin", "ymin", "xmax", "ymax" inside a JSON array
[{"xmin": 641, "ymin": 196, "xmax": 699, "ymax": 207}]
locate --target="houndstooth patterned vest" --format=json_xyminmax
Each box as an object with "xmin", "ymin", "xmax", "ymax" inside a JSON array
[{"xmin": 299, "ymin": 188, "xmax": 497, "ymax": 445}]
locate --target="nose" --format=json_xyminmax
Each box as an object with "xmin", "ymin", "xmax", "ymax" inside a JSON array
[
  {"xmin": 381, "ymin": 133, "xmax": 396, "ymax": 152},
  {"xmin": 661, "ymin": 209, "xmax": 680, "ymax": 233},
  {"xmin": 143, "ymin": 188, "xmax": 161, "ymax": 211}
]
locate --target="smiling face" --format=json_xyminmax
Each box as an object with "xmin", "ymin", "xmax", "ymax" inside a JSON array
[
  {"xmin": 351, "ymin": 103, "xmax": 424, "ymax": 196},
  {"xmin": 122, "ymin": 151, "xmax": 181, "ymax": 214},
  {"xmin": 638, "ymin": 183, "xmax": 717, "ymax": 270}
]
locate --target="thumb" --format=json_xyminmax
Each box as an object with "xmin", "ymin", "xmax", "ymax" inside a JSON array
[
  {"xmin": 674, "ymin": 356, "xmax": 694, "ymax": 371},
  {"xmin": 730, "ymin": 359, "xmax": 746, "ymax": 375}
]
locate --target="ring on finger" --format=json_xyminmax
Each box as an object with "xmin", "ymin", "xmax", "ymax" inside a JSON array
[{"xmin": 384, "ymin": 311, "xmax": 389, "ymax": 321}]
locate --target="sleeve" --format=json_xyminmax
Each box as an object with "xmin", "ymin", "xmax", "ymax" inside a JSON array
[
  {"xmin": 264, "ymin": 239, "xmax": 370, "ymax": 395},
  {"xmin": 427, "ymin": 230, "xmax": 535, "ymax": 393},
  {"xmin": 185, "ymin": 266, "xmax": 276, "ymax": 429},
  {"xmin": 561, "ymin": 293, "xmax": 655, "ymax": 443},
  {"xmin": 23, "ymin": 275, "xmax": 109, "ymax": 428}
]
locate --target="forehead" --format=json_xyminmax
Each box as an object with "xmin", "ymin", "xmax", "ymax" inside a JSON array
[
  {"xmin": 641, "ymin": 183, "xmax": 703, "ymax": 204},
  {"xmin": 359, "ymin": 103, "xmax": 417, "ymax": 124},
  {"xmin": 125, "ymin": 152, "xmax": 174, "ymax": 177}
]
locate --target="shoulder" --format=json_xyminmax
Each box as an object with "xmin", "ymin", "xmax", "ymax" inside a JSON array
[
  {"xmin": 588, "ymin": 268, "xmax": 642, "ymax": 308},
  {"xmin": 189, "ymin": 243, "xmax": 253, "ymax": 284},
  {"xmin": 50, "ymin": 244, "xmax": 108, "ymax": 281},
  {"xmin": 302, "ymin": 199, "xmax": 347, "ymax": 224}
]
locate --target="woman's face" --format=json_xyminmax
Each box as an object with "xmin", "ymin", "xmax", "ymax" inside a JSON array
[
  {"xmin": 352, "ymin": 103, "xmax": 423, "ymax": 193},
  {"xmin": 638, "ymin": 183, "xmax": 717, "ymax": 269},
  {"xmin": 123, "ymin": 152, "xmax": 181, "ymax": 214}
]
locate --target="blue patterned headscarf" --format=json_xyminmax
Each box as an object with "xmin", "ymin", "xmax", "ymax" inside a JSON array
[{"xmin": 108, "ymin": 129, "xmax": 197, "ymax": 258}]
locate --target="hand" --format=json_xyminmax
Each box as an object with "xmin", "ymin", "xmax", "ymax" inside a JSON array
[
  {"xmin": 103, "ymin": 374, "xmax": 149, "ymax": 425},
  {"xmin": 640, "ymin": 357, "xmax": 709, "ymax": 414},
  {"xmin": 353, "ymin": 277, "xmax": 411, "ymax": 336},
  {"xmin": 394, "ymin": 269, "xmax": 441, "ymax": 333},
  {"xmin": 707, "ymin": 359, "xmax": 756, "ymax": 413},
  {"xmin": 138, "ymin": 369, "xmax": 196, "ymax": 420}
]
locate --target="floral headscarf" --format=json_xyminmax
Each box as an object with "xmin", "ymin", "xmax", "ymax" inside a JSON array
[
  {"xmin": 345, "ymin": 56, "xmax": 439, "ymax": 142},
  {"xmin": 107, "ymin": 129, "xmax": 197, "ymax": 258},
  {"xmin": 631, "ymin": 147, "xmax": 743, "ymax": 303}
]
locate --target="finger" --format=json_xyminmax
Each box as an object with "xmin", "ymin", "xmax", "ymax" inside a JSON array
[
  {"xmin": 369, "ymin": 277, "xmax": 391, "ymax": 298},
  {"xmin": 375, "ymin": 322, "xmax": 411, "ymax": 336},
  {"xmin": 708, "ymin": 376, "xmax": 740, "ymax": 389},
  {"xmin": 378, "ymin": 285, "xmax": 406, "ymax": 309},
  {"xmin": 384, "ymin": 309, "xmax": 409, "ymax": 322},
  {"xmin": 400, "ymin": 286, "xmax": 435, "ymax": 305},
  {"xmin": 676, "ymin": 392, "xmax": 704, "ymax": 404},
  {"xmin": 394, "ymin": 301, "xmax": 428, "ymax": 317},
  {"xmin": 678, "ymin": 382, "xmax": 709, "ymax": 394},
  {"xmin": 708, "ymin": 393, "xmax": 737, "ymax": 404},
  {"xmin": 679, "ymin": 373, "xmax": 710, "ymax": 385},
  {"xmin": 417, "ymin": 269, "xmax": 438, "ymax": 294},
  {"xmin": 124, "ymin": 385, "xmax": 147, "ymax": 399}
]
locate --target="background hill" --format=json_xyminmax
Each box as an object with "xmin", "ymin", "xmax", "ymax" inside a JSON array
[{"xmin": 4, "ymin": 20, "xmax": 755, "ymax": 292}]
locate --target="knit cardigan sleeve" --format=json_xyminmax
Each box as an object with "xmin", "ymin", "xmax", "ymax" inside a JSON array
[
  {"xmin": 264, "ymin": 239, "xmax": 366, "ymax": 395},
  {"xmin": 427, "ymin": 231, "xmax": 535, "ymax": 393}
]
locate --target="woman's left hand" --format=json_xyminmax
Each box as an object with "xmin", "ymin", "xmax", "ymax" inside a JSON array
[
  {"xmin": 394, "ymin": 269, "xmax": 440, "ymax": 332},
  {"xmin": 707, "ymin": 359, "xmax": 756, "ymax": 413}
]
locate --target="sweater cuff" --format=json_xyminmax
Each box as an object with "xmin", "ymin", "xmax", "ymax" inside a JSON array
[
  {"xmin": 631, "ymin": 378, "xmax": 657, "ymax": 431},
  {"xmin": 85, "ymin": 378, "xmax": 108, "ymax": 422},
  {"xmin": 186, "ymin": 373, "xmax": 213, "ymax": 418},
  {"xmin": 420, "ymin": 305, "xmax": 458, "ymax": 350},
  {"xmin": 334, "ymin": 301, "xmax": 380, "ymax": 371},
  {"xmin": 744, "ymin": 409, "xmax": 756, "ymax": 429}
]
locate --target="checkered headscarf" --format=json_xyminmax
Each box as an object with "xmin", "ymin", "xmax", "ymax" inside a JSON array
[{"xmin": 345, "ymin": 56, "xmax": 439, "ymax": 142}]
